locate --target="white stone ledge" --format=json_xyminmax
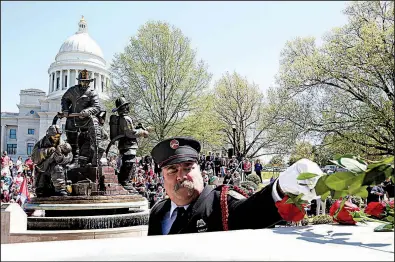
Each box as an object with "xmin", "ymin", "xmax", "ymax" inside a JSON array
[{"xmin": 2, "ymin": 222, "xmax": 393, "ymax": 261}]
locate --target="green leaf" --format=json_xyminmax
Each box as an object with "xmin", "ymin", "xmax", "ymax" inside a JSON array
[
  {"xmin": 326, "ymin": 172, "xmax": 356, "ymax": 191},
  {"xmin": 332, "ymin": 190, "xmax": 348, "ymax": 199},
  {"xmin": 353, "ymin": 186, "xmax": 368, "ymax": 198},
  {"xmin": 348, "ymin": 174, "xmax": 365, "ymax": 195},
  {"xmin": 374, "ymin": 224, "xmax": 394, "ymax": 232},
  {"xmin": 367, "ymin": 156, "xmax": 394, "ymax": 170},
  {"xmin": 315, "ymin": 175, "xmax": 330, "ymax": 195},
  {"xmin": 339, "ymin": 157, "xmax": 367, "ymax": 173},
  {"xmin": 385, "ymin": 216, "xmax": 394, "ymax": 223},
  {"xmin": 285, "ymin": 198, "xmax": 294, "ymax": 204},
  {"xmin": 293, "ymin": 193, "xmax": 304, "ymax": 203},
  {"xmin": 297, "ymin": 172, "xmax": 318, "ymax": 180},
  {"xmin": 320, "ymin": 191, "xmax": 330, "ymax": 201},
  {"xmin": 362, "ymin": 165, "xmax": 392, "ymax": 186}
]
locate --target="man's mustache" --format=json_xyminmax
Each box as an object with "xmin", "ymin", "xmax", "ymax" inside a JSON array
[{"xmin": 174, "ymin": 180, "xmax": 194, "ymax": 191}]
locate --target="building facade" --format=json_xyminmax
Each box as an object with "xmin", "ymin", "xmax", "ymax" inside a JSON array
[{"xmin": 1, "ymin": 16, "xmax": 110, "ymax": 160}]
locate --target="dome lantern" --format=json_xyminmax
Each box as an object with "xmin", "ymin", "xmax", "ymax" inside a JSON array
[{"xmin": 77, "ymin": 15, "xmax": 88, "ymax": 34}]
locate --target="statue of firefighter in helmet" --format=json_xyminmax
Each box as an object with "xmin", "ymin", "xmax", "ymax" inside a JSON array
[
  {"xmin": 59, "ymin": 69, "xmax": 102, "ymax": 168},
  {"xmin": 107, "ymin": 96, "xmax": 149, "ymax": 191}
]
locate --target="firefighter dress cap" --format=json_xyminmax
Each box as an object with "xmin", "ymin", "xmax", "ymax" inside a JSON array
[
  {"xmin": 76, "ymin": 69, "xmax": 94, "ymax": 82},
  {"xmin": 151, "ymin": 137, "xmax": 201, "ymax": 168}
]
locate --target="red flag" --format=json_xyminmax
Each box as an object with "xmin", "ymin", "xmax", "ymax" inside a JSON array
[{"xmin": 17, "ymin": 177, "xmax": 30, "ymax": 205}]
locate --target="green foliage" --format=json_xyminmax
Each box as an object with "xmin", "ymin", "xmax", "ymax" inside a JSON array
[
  {"xmin": 301, "ymin": 217, "xmax": 309, "ymax": 226},
  {"xmin": 288, "ymin": 141, "xmax": 315, "ymax": 166},
  {"xmin": 177, "ymin": 93, "xmax": 226, "ymax": 152},
  {"xmin": 246, "ymin": 174, "xmax": 261, "ymax": 186},
  {"xmin": 312, "ymin": 215, "xmax": 333, "ymax": 225},
  {"xmin": 314, "ymin": 155, "xmax": 394, "ymax": 202},
  {"xmin": 110, "ymin": 21, "xmax": 212, "ymax": 144},
  {"xmin": 213, "ymin": 72, "xmax": 290, "ymax": 158},
  {"xmin": 240, "ymin": 180, "xmax": 258, "ymax": 191},
  {"xmin": 276, "ymin": 1, "xmax": 394, "ymax": 156},
  {"xmin": 269, "ymin": 155, "xmax": 284, "ymax": 166}
]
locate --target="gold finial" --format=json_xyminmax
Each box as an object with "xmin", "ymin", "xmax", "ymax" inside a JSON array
[{"xmin": 80, "ymin": 15, "xmax": 85, "ymax": 21}]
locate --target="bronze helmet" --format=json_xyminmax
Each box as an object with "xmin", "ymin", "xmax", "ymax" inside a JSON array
[
  {"xmin": 112, "ymin": 96, "xmax": 130, "ymax": 112},
  {"xmin": 76, "ymin": 69, "xmax": 94, "ymax": 82}
]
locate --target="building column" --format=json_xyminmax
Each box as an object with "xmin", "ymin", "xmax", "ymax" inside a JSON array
[
  {"xmin": 75, "ymin": 70, "xmax": 79, "ymax": 85},
  {"xmin": 93, "ymin": 72, "xmax": 97, "ymax": 90},
  {"xmin": 1, "ymin": 125, "xmax": 5, "ymax": 152},
  {"xmin": 48, "ymin": 74, "xmax": 51, "ymax": 94},
  {"xmin": 67, "ymin": 69, "xmax": 71, "ymax": 88},
  {"xmin": 52, "ymin": 71, "xmax": 56, "ymax": 91},
  {"xmin": 60, "ymin": 70, "xmax": 63, "ymax": 90},
  {"xmin": 98, "ymin": 73, "xmax": 102, "ymax": 93}
]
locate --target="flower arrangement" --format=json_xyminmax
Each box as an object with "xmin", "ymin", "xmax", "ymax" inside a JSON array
[{"xmin": 275, "ymin": 155, "xmax": 394, "ymax": 232}]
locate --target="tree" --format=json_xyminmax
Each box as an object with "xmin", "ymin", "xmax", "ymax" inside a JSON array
[
  {"xmin": 276, "ymin": 1, "xmax": 394, "ymax": 156},
  {"xmin": 177, "ymin": 93, "xmax": 226, "ymax": 152},
  {"xmin": 288, "ymin": 141, "xmax": 315, "ymax": 166},
  {"xmin": 110, "ymin": 21, "xmax": 212, "ymax": 145},
  {"xmin": 269, "ymin": 155, "xmax": 284, "ymax": 166}
]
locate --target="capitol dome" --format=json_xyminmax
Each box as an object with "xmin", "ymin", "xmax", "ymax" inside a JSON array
[
  {"xmin": 58, "ymin": 32, "xmax": 104, "ymax": 58},
  {"xmin": 47, "ymin": 16, "xmax": 110, "ymax": 99}
]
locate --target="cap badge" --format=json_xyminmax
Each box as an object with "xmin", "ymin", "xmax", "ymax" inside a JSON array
[{"xmin": 170, "ymin": 139, "xmax": 179, "ymax": 149}]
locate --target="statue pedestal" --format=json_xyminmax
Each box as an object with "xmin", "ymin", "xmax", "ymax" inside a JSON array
[{"xmin": 67, "ymin": 166, "xmax": 128, "ymax": 196}]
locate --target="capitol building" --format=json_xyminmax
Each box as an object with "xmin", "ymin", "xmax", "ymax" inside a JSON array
[{"xmin": 1, "ymin": 16, "xmax": 110, "ymax": 160}]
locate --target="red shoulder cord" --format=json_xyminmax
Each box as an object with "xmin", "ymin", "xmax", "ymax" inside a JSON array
[
  {"xmin": 220, "ymin": 185, "xmax": 250, "ymax": 231},
  {"xmin": 232, "ymin": 185, "xmax": 250, "ymax": 198},
  {"xmin": 220, "ymin": 185, "xmax": 230, "ymax": 231}
]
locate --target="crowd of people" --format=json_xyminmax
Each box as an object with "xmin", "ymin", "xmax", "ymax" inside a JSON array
[
  {"xmin": 2, "ymin": 149, "xmax": 393, "ymax": 215},
  {"xmin": 1, "ymin": 152, "xmax": 35, "ymax": 204}
]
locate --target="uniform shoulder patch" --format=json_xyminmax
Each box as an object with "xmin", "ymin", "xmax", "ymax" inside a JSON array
[{"xmin": 227, "ymin": 189, "xmax": 246, "ymax": 200}]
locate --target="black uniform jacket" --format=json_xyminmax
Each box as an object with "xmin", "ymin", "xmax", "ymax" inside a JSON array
[
  {"xmin": 61, "ymin": 85, "xmax": 101, "ymax": 126},
  {"xmin": 147, "ymin": 182, "xmax": 282, "ymax": 236}
]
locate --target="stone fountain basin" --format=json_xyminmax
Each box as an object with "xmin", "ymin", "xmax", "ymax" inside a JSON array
[
  {"xmin": 25, "ymin": 195, "xmax": 149, "ymax": 211},
  {"xmin": 28, "ymin": 209, "xmax": 150, "ymax": 230},
  {"xmin": 24, "ymin": 195, "xmax": 150, "ymax": 230}
]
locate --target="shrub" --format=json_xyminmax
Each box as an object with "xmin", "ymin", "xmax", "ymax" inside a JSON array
[
  {"xmin": 240, "ymin": 181, "xmax": 258, "ymax": 191},
  {"xmin": 301, "ymin": 217, "xmax": 309, "ymax": 226},
  {"xmin": 246, "ymin": 174, "xmax": 261, "ymax": 186},
  {"xmin": 312, "ymin": 214, "xmax": 333, "ymax": 225}
]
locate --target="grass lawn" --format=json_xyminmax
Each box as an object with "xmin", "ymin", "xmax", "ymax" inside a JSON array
[{"xmin": 260, "ymin": 171, "xmax": 280, "ymax": 180}]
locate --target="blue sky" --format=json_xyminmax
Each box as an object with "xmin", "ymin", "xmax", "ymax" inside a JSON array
[{"xmin": 1, "ymin": 1, "xmax": 349, "ymax": 112}]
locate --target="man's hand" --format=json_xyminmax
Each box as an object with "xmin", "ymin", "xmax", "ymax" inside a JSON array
[
  {"xmin": 79, "ymin": 110, "xmax": 90, "ymax": 119},
  {"xmin": 277, "ymin": 159, "xmax": 324, "ymax": 201},
  {"xmin": 47, "ymin": 147, "xmax": 56, "ymax": 155},
  {"xmin": 55, "ymin": 145, "xmax": 62, "ymax": 154}
]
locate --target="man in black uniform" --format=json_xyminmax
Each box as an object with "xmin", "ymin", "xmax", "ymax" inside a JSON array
[
  {"xmin": 60, "ymin": 69, "xmax": 102, "ymax": 168},
  {"xmin": 148, "ymin": 137, "xmax": 324, "ymax": 235},
  {"xmin": 110, "ymin": 96, "xmax": 149, "ymax": 190}
]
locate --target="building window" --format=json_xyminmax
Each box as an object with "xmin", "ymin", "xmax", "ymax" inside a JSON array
[
  {"xmin": 9, "ymin": 129, "xmax": 16, "ymax": 139},
  {"xmin": 7, "ymin": 144, "xmax": 17, "ymax": 155},
  {"xmin": 28, "ymin": 129, "xmax": 35, "ymax": 135},
  {"xmin": 101, "ymin": 81, "xmax": 104, "ymax": 92},
  {"xmin": 94, "ymin": 79, "xmax": 96, "ymax": 89},
  {"xmin": 27, "ymin": 143, "xmax": 34, "ymax": 156},
  {"xmin": 65, "ymin": 75, "xmax": 68, "ymax": 88},
  {"xmin": 56, "ymin": 77, "xmax": 60, "ymax": 90}
]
